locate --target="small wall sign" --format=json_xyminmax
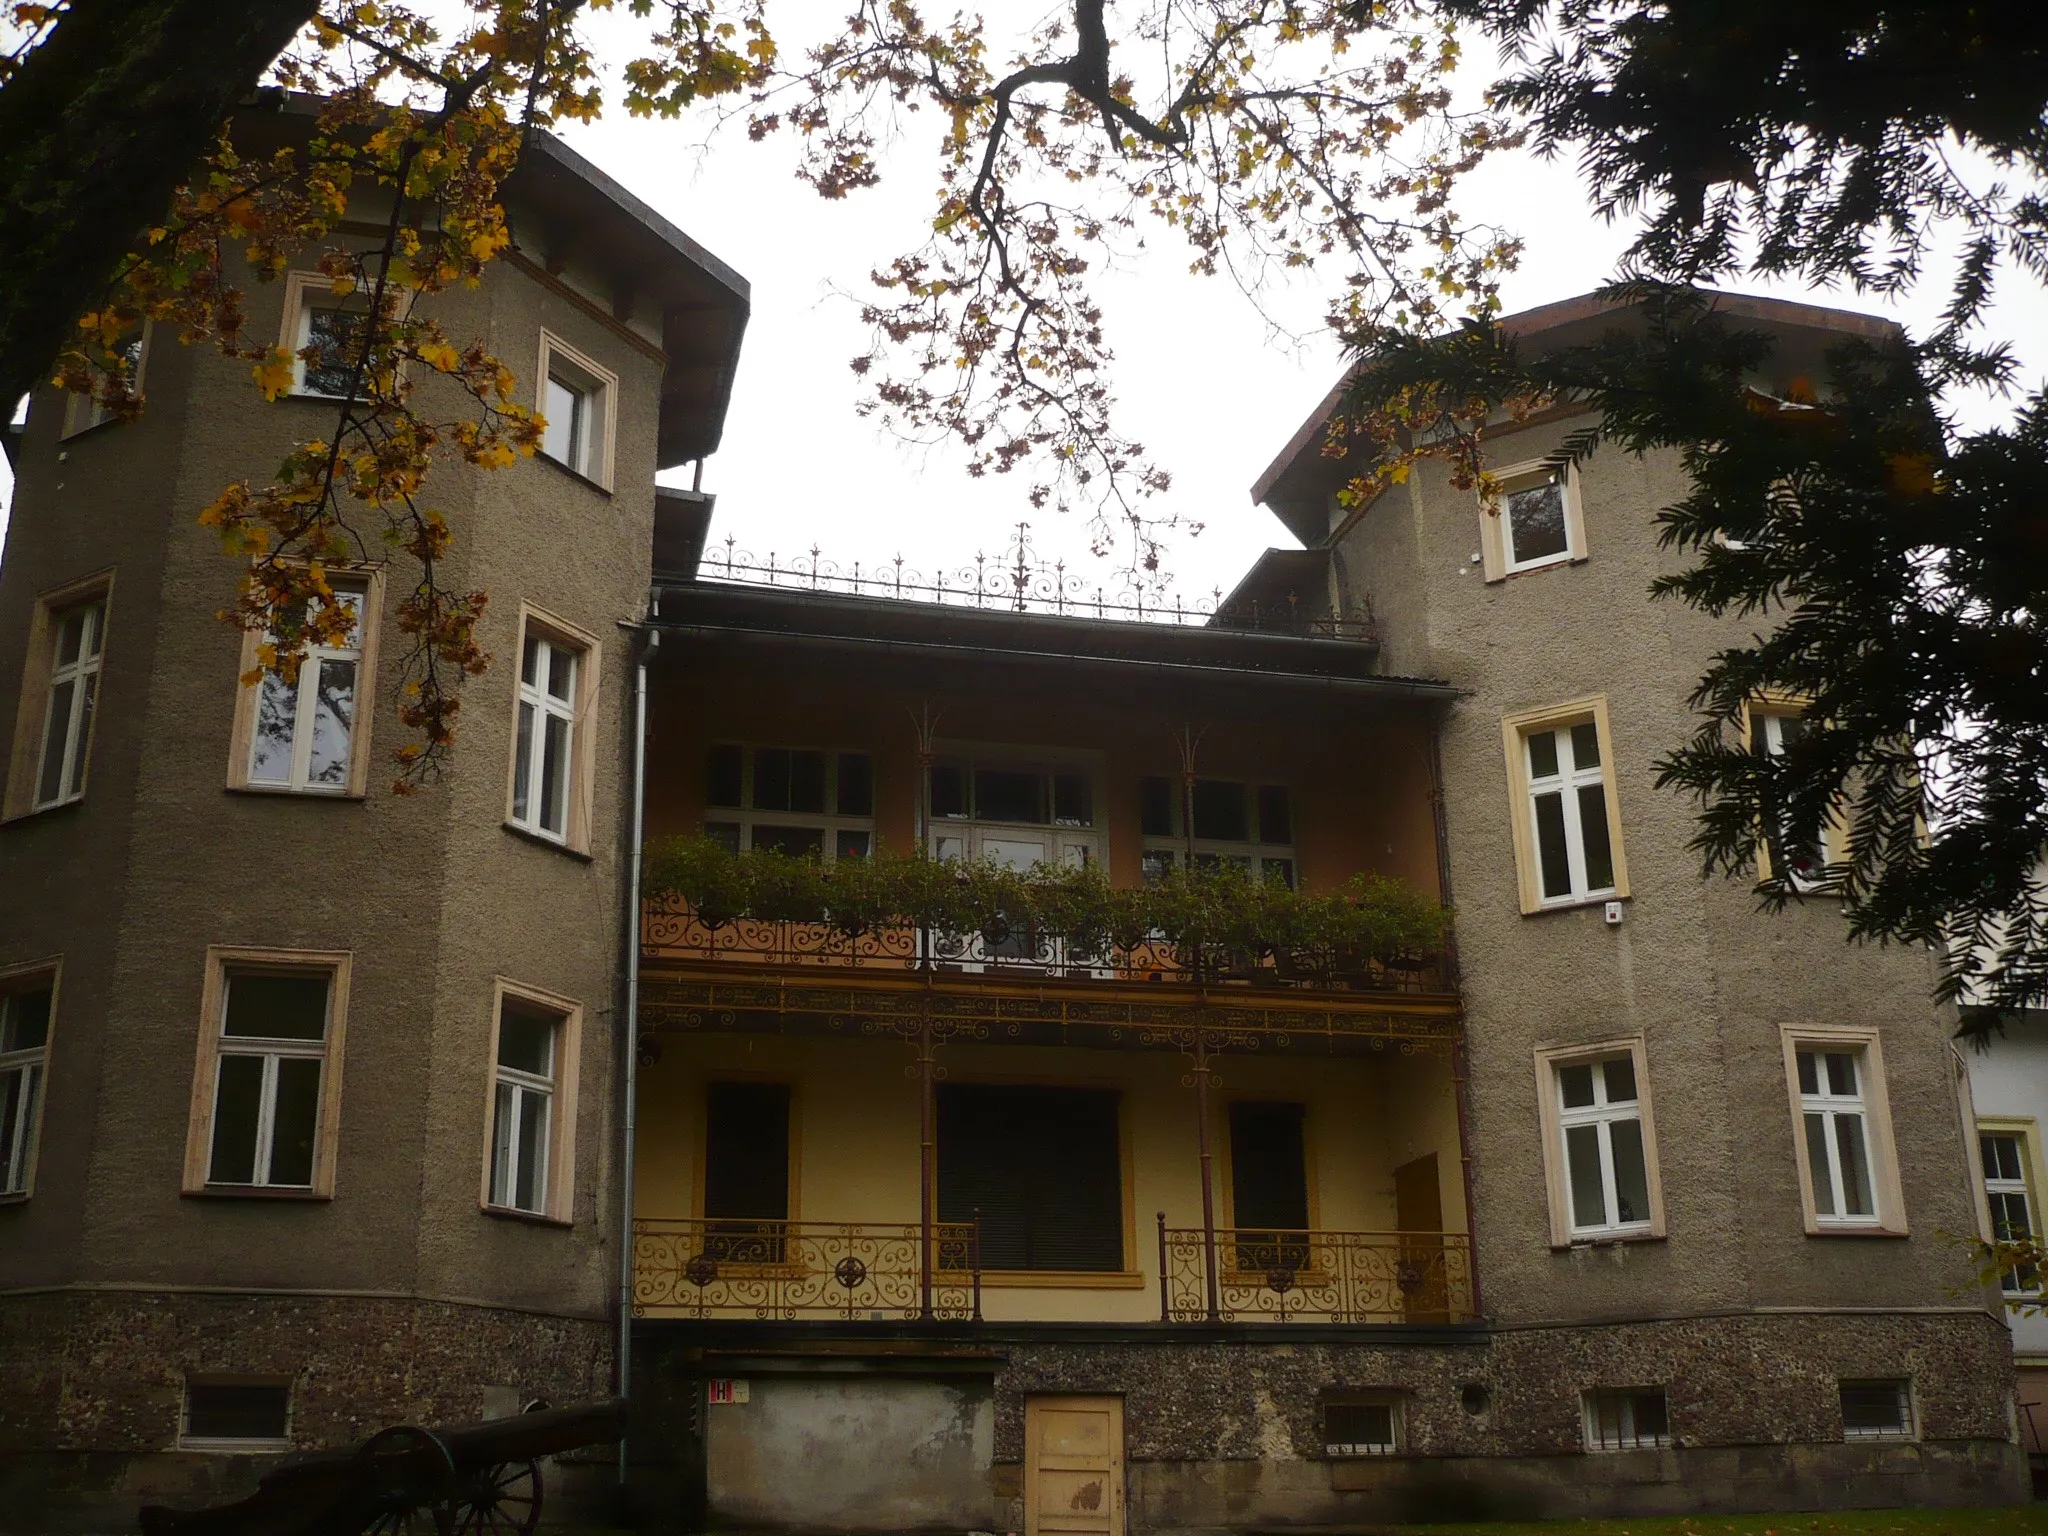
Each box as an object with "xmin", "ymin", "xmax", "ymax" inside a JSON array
[{"xmin": 707, "ymin": 1379, "xmax": 751, "ymax": 1404}]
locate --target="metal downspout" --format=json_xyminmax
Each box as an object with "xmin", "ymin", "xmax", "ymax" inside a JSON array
[{"xmin": 618, "ymin": 627, "xmax": 656, "ymax": 1481}]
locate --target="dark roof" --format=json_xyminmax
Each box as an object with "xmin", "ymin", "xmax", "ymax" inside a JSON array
[
  {"xmin": 1251, "ymin": 289, "xmax": 1904, "ymax": 547},
  {"xmin": 650, "ymin": 578, "xmax": 1453, "ymax": 701},
  {"xmin": 239, "ymin": 94, "xmax": 750, "ymax": 469}
]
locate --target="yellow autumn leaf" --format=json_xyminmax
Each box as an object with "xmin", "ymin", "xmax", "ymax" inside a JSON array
[{"xmin": 252, "ymin": 348, "xmax": 297, "ymax": 400}]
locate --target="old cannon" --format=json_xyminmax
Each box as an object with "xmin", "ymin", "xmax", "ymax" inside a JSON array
[{"xmin": 138, "ymin": 1397, "xmax": 623, "ymax": 1536}]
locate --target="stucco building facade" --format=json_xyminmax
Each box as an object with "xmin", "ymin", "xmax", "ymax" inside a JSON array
[{"xmin": 0, "ymin": 101, "xmax": 2029, "ymax": 1533}]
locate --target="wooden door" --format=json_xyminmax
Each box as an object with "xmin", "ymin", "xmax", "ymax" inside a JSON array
[
  {"xmin": 1393, "ymin": 1153, "xmax": 1449, "ymax": 1323},
  {"xmin": 1025, "ymin": 1396, "xmax": 1124, "ymax": 1536}
]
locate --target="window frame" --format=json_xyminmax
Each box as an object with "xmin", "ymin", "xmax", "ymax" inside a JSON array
[
  {"xmin": 1500, "ymin": 696, "xmax": 1630, "ymax": 915},
  {"xmin": 1779, "ymin": 1024, "xmax": 1907, "ymax": 1237},
  {"xmin": 1839, "ymin": 1377, "xmax": 1917, "ymax": 1441},
  {"xmin": 703, "ymin": 743, "xmax": 878, "ymax": 863},
  {"xmin": 1978, "ymin": 1118, "xmax": 2044, "ymax": 1298},
  {"xmin": 927, "ymin": 747, "xmax": 1107, "ymax": 873},
  {"xmin": 182, "ymin": 947, "xmax": 351, "ymax": 1201},
  {"xmin": 225, "ymin": 565, "xmax": 387, "ymax": 798},
  {"xmin": 503, "ymin": 603, "xmax": 601, "ymax": 854},
  {"xmin": 1321, "ymin": 1395, "xmax": 1404, "ymax": 1457},
  {"xmin": 1742, "ymin": 692, "xmax": 1848, "ymax": 890},
  {"xmin": 1533, "ymin": 1036, "xmax": 1666, "ymax": 1248},
  {"xmin": 278, "ymin": 270, "xmax": 372, "ymax": 401},
  {"xmin": 535, "ymin": 330, "xmax": 618, "ymax": 491},
  {"xmin": 1581, "ymin": 1387, "xmax": 1672, "ymax": 1452},
  {"xmin": 180, "ymin": 1377, "xmax": 293, "ymax": 1453},
  {"xmin": 4, "ymin": 570, "xmax": 115, "ymax": 822},
  {"xmin": 60, "ymin": 322, "xmax": 151, "ymax": 438},
  {"xmin": 0, "ymin": 958, "xmax": 60, "ymax": 1202},
  {"xmin": 1479, "ymin": 458, "xmax": 1589, "ymax": 581},
  {"xmin": 1138, "ymin": 775, "xmax": 1297, "ymax": 888},
  {"xmin": 479, "ymin": 978, "xmax": 582, "ymax": 1226}
]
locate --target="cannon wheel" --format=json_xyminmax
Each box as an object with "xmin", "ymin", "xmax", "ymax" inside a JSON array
[
  {"xmin": 452, "ymin": 1459, "xmax": 541, "ymax": 1536},
  {"xmin": 357, "ymin": 1424, "xmax": 459, "ymax": 1536}
]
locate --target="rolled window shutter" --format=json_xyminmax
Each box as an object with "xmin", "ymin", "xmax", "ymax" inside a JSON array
[
  {"xmin": 1230, "ymin": 1101, "xmax": 1310, "ymax": 1232},
  {"xmin": 938, "ymin": 1085, "xmax": 1122, "ymax": 1271},
  {"xmin": 703, "ymin": 1081, "xmax": 791, "ymax": 1220}
]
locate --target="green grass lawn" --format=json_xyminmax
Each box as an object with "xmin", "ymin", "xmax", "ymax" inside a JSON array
[{"xmin": 1369, "ymin": 1507, "xmax": 2048, "ymax": 1536}]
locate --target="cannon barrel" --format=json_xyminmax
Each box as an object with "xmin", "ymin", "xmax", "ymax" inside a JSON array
[{"xmin": 425, "ymin": 1396, "xmax": 624, "ymax": 1469}]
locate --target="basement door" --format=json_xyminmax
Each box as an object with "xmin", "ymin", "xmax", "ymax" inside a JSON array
[{"xmin": 1024, "ymin": 1396, "xmax": 1125, "ymax": 1536}]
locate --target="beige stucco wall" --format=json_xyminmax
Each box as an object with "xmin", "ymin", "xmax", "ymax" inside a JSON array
[
  {"xmin": 1330, "ymin": 410, "xmax": 1994, "ymax": 1326},
  {"xmin": 0, "ymin": 249, "xmax": 660, "ymax": 1322}
]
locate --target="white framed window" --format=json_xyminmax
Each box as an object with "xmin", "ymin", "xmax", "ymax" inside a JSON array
[
  {"xmin": 61, "ymin": 325, "xmax": 150, "ymax": 437},
  {"xmin": 244, "ymin": 587, "xmax": 367, "ymax": 794},
  {"xmin": 704, "ymin": 743, "xmax": 876, "ymax": 861},
  {"xmin": 481, "ymin": 980, "xmax": 581, "ymax": 1224},
  {"xmin": 928, "ymin": 752, "xmax": 1104, "ymax": 871},
  {"xmin": 278, "ymin": 271, "xmax": 368, "ymax": 399},
  {"xmin": 1839, "ymin": 1378, "xmax": 1915, "ymax": 1440},
  {"xmin": 1781, "ymin": 1025, "xmax": 1905, "ymax": 1235},
  {"xmin": 1555, "ymin": 1055, "xmax": 1653, "ymax": 1238},
  {"xmin": 1534, "ymin": 1036, "xmax": 1665, "ymax": 1247},
  {"xmin": 1480, "ymin": 459, "xmax": 1587, "ymax": 580},
  {"xmin": 0, "ymin": 968, "xmax": 56, "ymax": 1199},
  {"xmin": 1322, "ymin": 1398, "xmax": 1401, "ymax": 1456},
  {"xmin": 184, "ymin": 949, "xmax": 350, "ymax": 1198},
  {"xmin": 1137, "ymin": 775, "xmax": 1295, "ymax": 887},
  {"xmin": 180, "ymin": 1380, "xmax": 291, "ymax": 1452},
  {"xmin": 535, "ymin": 332, "xmax": 617, "ymax": 490},
  {"xmin": 1981, "ymin": 1124, "xmax": 2042, "ymax": 1296},
  {"xmin": 1582, "ymin": 1388, "xmax": 1670, "ymax": 1451},
  {"xmin": 1502, "ymin": 698, "xmax": 1628, "ymax": 913},
  {"xmin": 510, "ymin": 628, "xmax": 582, "ymax": 845},
  {"xmin": 33, "ymin": 597, "xmax": 106, "ymax": 811},
  {"xmin": 1753, "ymin": 706, "xmax": 1836, "ymax": 889}
]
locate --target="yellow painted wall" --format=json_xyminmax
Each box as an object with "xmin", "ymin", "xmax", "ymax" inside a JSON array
[{"xmin": 635, "ymin": 1034, "xmax": 1464, "ymax": 1323}]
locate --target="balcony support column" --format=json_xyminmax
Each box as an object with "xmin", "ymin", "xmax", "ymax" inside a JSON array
[
  {"xmin": 917, "ymin": 1018, "xmax": 937, "ymax": 1321},
  {"xmin": 1193, "ymin": 1027, "xmax": 1221, "ymax": 1322}
]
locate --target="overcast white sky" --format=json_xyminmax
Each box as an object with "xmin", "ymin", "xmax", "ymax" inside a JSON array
[{"xmin": 3, "ymin": 23, "xmax": 2043, "ymax": 598}]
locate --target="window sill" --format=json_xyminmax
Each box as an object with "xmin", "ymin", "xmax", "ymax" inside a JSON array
[
  {"xmin": 1501, "ymin": 553, "xmax": 1579, "ymax": 579},
  {"xmin": 977, "ymin": 1270, "xmax": 1147, "ymax": 1290},
  {"xmin": 1551, "ymin": 1229, "xmax": 1663, "ymax": 1252},
  {"xmin": 1, "ymin": 794, "xmax": 86, "ymax": 827},
  {"xmin": 0, "ymin": 1191, "xmax": 30, "ymax": 1207},
  {"xmin": 179, "ymin": 1438, "xmax": 291, "ymax": 1455},
  {"xmin": 59, "ymin": 416, "xmax": 122, "ymax": 443},
  {"xmin": 536, "ymin": 452, "xmax": 614, "ymax": 497},
  {"xmin": 1529, "ymin": 893, "xmax": 1622, "ymax": 917},
  {"xmin": 501, "ymin": 821, "xmax": 594, "ymax": 862},
  {"xmin": 481, "ymin": 1202, "xmax": 573, "ymax": 1229},
  {"xmin": 183, "ymin": 1185, "xmax": 332, "ymax": 1202},
  {"xmin": 226, "ymin": 783, "xmax": 366, "ymax": 802},
  {"xmin": 1806, "ymin": 1223, "xmax": 1909, "ymax": 1239}
]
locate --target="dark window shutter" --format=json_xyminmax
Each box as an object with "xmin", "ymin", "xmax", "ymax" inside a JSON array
[
  {"xmin": 703, "ymin": 1081, "xmax": 790, "ymax": 1220},
  {"xmin": 1139, "ymin": 776, "xmax": 1174, "ymax": 837},
  {"xmin": 1229, "ymin": 1101, "xmax": 1309, "ymax": 1232},
  {"xmin": 938, "ymin": 1084, "xmax": 1122, "ymax": 1271}
]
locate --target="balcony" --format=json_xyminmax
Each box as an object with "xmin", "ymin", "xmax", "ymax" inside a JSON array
[{"xmin": 631, "ymin": 1216, "xmax": 1477, "ymax": 1326}]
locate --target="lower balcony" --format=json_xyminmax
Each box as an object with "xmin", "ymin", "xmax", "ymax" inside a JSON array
[{"xmin": 631, "ymin": 1216, "xmax": 1477, "ymax": 1325}]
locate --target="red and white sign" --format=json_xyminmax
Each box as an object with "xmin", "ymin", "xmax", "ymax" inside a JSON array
[{"xmin": 706, "ymin": 1379, "xmax": 750, "ymax": 1404}]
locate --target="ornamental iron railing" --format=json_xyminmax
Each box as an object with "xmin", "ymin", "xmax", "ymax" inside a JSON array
[
  {"xmin": 1157, "ymin": 1218, "xmax": 1476, "ymax": 1323},
  {"xmin": 695, "ymin": 526, "xmax": 1373, "ymax": 642},
  {"xmin": 632, "ymin": 1217, "xmax": 981, "ymax": 1321},
  {"xmin": 641, "ymin": 899, "xmax": 1449, "ymax": 996}
]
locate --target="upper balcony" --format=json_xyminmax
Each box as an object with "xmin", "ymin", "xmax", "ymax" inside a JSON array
[{"xmin": 637, "ymin": 541, "xmax": 1461, "ymax": 1046}]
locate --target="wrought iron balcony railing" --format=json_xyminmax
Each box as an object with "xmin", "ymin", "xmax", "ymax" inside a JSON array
[
  {"xmin": 1158, "ymin": 1219, "xmax": 1477, "ymax": 1324},
  {"xmin": 632, "ymin": 1217, "xmax": 982, "ymax": 1321},
  {"xmin": 641, "ymin": 899, "xmax": 1449, "ymax": 995}
]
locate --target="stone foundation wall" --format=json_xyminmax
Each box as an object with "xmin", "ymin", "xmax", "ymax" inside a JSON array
[
  {"xmin": 0, "ymin": 1289, "xmax": 613, "ymax": 1533},
  {"xmin": 635, "ymin": 1309, "xmax": 2027, "ymax": 1529}
]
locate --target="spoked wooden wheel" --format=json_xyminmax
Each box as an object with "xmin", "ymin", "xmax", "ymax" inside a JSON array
[
  {"xmin": 356, "ymin": 1424, "xmax": 459, "ymax": 1536},
  {"xmin": 451, "ymin": 1459, "xmax": 542, "ymax": 1536}
]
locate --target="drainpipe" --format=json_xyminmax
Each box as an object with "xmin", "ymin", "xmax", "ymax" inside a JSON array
[
  {"xmin": 1428, "ymin": 718, "xmax": 1484, "ymax": 1321},
  {"xmin": 617, "ymin": 626, "xmax": 656, "ymax": 1480}
]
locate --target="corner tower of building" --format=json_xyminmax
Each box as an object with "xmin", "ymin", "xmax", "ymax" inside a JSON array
[
  {"xmin": 1244, "ymin": 290, "xmax": 2023, "ymax": 1512},
  {"xmin": 0, "ymin": 98, "xmax": 746, "ymax": 1521}
]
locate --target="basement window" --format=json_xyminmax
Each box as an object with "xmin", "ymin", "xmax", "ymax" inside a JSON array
[
  {"xmin": 1323, "ymin": 1398, "xmax": 1401, "ymax": 1456},
  {"xmin": 1582, "ymin": 1388, "xmax": 1670, "ymax": 1451},
  {"xmin": 1840, "ymin": 1379, "xmax": 1915, "ymax": 1440},
  {"xmin": 182, "ymin": 1380, "xmax": 290, "ymax": 1450}
]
